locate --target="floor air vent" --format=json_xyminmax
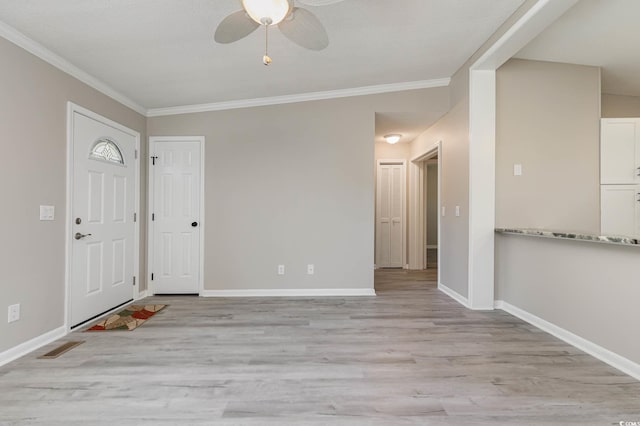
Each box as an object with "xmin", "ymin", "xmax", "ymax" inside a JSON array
[{"xmin": 38, "ymin": 341, "xmax": 84, "ymax": 359}]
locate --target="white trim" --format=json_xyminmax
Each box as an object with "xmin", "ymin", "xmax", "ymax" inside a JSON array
[
  {"xmin": 465, "ymin": 0, "xmax": 579, "ymax": 311},
  {"xmin": 376, "ymin": 159, "xmax": 407, "ymax": 269},
  {"xmin": 467, "ymin": 69, "xmax": 496, "ymax": 310},
  {"xmin": 148, "ymin": 136, "xmax": 206, "ymax": 296},
  {"xmin": 135, "ymin": 290, "xmax": 149, "ymax": 300},
  {"xmin": 0, "ymin": 19, "xmax": 449, "ymax": 118},
  {"xmin": 470, "ymin": 0, "xmax": 580, "ymax": 71},
  {"xmin": 147, "ymin": 78, "xmax": 451, "ymax": 117},
  {"xmin": 201, "ymin": 288, "xmax": 376, "ymax": 297},
  {"xmin": 0, "ymin": 21, "xmax": 146, "ymax": 116},
  {"xmin": 438, "ymin": 283, "xmax": 469, "ymax": 308},
  {"xmin": 65, "ymin": 103, "xmax": 141, "ymax": 330},
  {"xmin": 0, "ymin": 326, "xmax": 67, "ymax": 367},
  {"xmin": 495, "ymin": 300, "xmax": 640, "ymax": 381}
]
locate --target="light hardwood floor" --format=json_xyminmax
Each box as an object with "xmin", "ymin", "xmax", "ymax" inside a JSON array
[{"xmin": 1, "ymin": 269, "xmax": 639, "ymax": 425}]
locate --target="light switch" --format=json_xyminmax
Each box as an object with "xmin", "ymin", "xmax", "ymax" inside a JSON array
[
  {"xmin": 39, "ymin": 205, "xmax": 55, "ymax": 221},
  {"xmin": 441, "ymin": 206, "xmax": 446, "ymax": 217},
  {"xmin": 455, "ymin": 206, "xmax": 460, "ymax": 217},
  {"xmin": 514, "ymin": 164, "xmax": 522, "ymax": 176}
]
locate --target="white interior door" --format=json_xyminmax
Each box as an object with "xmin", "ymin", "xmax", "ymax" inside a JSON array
[
  {"xmin": 70, "ymin": 110, "xmax": 136, "ymax": 327},
  {"xmin": 150, "ymin": 138, "xmax": 203, "ymax": 294},
  {"xmin": 376, "ymin": 161, "xmax": 405, "ymax": 268}
]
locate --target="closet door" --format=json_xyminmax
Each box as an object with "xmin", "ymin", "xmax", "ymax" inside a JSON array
[{"xmin": 376, "ymin": 161, "xmax": 405, "ymax": 268}]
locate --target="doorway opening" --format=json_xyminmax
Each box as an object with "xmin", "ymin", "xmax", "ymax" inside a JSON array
[
  {"xmin": 408, "ymin": 140, "xmax": 441, "ymax": 284},
  {"xmin": 424, "ymin": 157, "xmax": 439, "ymax": 269}
]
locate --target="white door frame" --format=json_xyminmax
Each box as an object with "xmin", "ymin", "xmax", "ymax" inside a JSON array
[
  {"xmin": 466, "ymin": 0, "xmax": 578, "ymax": 310},
  {"xmin": 408, "ymin": 141, "xmax": 441, "ymax": 287},
  {"xmin": 375, "ymin": 159, "xmax": 407, "ymax": 268},
  {"xmin": 147, "ymin": 136, "xmax": 205, "ymax": 296},
  {"xmin": 64, "ymin": 102, "xmax": 141, "ymax": 330}
]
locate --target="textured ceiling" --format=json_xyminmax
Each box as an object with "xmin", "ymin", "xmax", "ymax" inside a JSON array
[
  {"xmin": 516, "ymin": 0, "xmax": 640, "ymax": 96},
  {"xmin": 0, "ymin": 0, "xmax": 524, "ymax": 109}
]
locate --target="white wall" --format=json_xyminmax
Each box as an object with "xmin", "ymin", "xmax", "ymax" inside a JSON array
[
  {"xmin": 147, "ymin": 88, "xmax": 450, "ymax": 292},
  {"xmin": 0, "ymin": 36, "xmax": 147, "ymax": 354}
]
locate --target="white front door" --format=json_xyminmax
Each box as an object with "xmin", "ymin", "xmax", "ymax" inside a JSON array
[
  {"xmin": 69, "ymin": 109, "xmax": 137, "ymax": 327},
  {"xmin": 150, "ymin": 138, "xmax": 203, "ymax": 294},
  {"xmin": 376, "ymin": 161, "xmax": 405, "ymax": 268}
]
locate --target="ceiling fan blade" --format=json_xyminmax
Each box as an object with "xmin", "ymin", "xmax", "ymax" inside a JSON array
[
  {"xmin": 278, "ymin": 7, "xmax": 329, "ymax": 51},
  {"xmin": 214, "ymin": 10, "xmax": 259, "ymax": 44},
  {"xmin": 297, "ymin": 0, "xmax": 344, "ymax": 6}
]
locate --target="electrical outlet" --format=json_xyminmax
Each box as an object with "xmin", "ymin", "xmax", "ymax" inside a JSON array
[
  {"xmin": 277, "ymin": 265, "xmax": 285, "ymax": 275},
  {"xmin": 307, "ymin": 264, "xmax": 315, "ymax": 275},
  {"xmin": 8, "ymin": 304, "xmax": 20, "ymax": 323}
]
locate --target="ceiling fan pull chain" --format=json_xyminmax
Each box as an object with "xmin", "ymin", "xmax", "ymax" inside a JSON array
[{"xmin": 263, "ymin": 24, "xmax": 272, "ymax": 66}]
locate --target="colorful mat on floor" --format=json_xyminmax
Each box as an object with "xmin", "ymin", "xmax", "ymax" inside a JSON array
[{"xmin": 85, "ymin": 305, "xmax": 167, "ymax": 331}]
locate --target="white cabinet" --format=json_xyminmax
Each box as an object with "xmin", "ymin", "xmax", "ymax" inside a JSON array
[
  {"xmin": 600, "ymin": 185, "xmax": 640, "ymax": 237},
  {"xmin": 600, "ymin": 118, "xmax": 640, "ymax": 237},
  {"xmin": 600, "ymin": 118, "xmax": 640, "ymax": 184}
]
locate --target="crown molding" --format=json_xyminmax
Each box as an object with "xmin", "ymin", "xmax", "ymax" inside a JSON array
[
  {"xmin": 0, "ymin": 20, "xmax": 147, "ymax": 116},
  {"xmin": 146, "ymin": 78, "xmax": 451, "ymax": 117},
  {"xmin": 0, "ymin": 18, "xmax": 451, "ymax": 119}
]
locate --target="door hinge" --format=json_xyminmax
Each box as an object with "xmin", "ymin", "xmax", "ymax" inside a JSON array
[
  {"xmin": 151, "ymin": 155, "xmax": 158, "ymax": 165},
  {"xmin": 133, "ymin": 276, "xmax": 136, "ymax": 286},
  {"xmin": 134, "ymin": 212, "xmax": 137, "ymax": 222},
  {"xmin": 135, "ymin": 149, "xmax": 138, "ymax": 159},
  {"xmin": 152, "ymin": 213, "xmax": 155, "ymax": 221},
  {"xmin": 151, "ymin": 273, "xmax": 154, "ymax": 281}
]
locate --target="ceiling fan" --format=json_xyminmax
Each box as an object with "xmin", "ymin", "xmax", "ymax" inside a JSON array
[{"xmin": 214, "ymin": 0, "xmax": 343, "ymax": 65}]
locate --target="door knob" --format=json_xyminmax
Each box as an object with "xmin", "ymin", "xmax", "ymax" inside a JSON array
[
  {"xmin": 191, "ymin": 222, "xmax": 198, "ymax": 227},
  {"xmin": 74, "ymin": 232, "xmax": 92, "ymax": 240}
]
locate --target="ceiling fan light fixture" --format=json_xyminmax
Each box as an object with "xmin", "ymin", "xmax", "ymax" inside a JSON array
[
  {"xmin": 385, "ymin": 134, "xmax": 402, "ymax": 144},
  {"xmin": 242, "ymin": 0, "xmax": 291, "ymax": 26}
]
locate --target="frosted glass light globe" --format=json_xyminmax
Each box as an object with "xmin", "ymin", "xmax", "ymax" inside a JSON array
[{"xmin": 242, "ymin": 0, "xmax": 291, "ymax": 25}]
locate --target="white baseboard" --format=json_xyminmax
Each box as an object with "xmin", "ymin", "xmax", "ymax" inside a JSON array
[
  {"xmin": 135, "ymin": 290, "xmax": 149, "ymax": 300},
  {"xmin": 0, "ymin": 326, "xmax": 67, "ymax": 367},
  {"xmin": 438, "ymin": 283, "xmax": 470, "ymax": 308},
  {"xmin": 495, "ymin": 300, "xmax": 640, "ymax": 381},
  {"xmin": 201, "ymin": 288, "xmax": 376, "ymax": 297}
]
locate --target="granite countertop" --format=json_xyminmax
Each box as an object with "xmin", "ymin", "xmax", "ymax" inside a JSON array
[{"xmin": 495, "ymin": 228, "xmax": 640, "ymax": 246}]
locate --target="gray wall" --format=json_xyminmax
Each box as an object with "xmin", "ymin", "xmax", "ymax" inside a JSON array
[
  {"xmin": 0, "ymin": 37, "xmax": 147, "ymax": 353},
  {"xmin": 495, "ymin": 59, "xmax": 601, "ymax": 234},
  {"xmin": 602, "ymin": 94, "xmax": 640, "ymax": 117},
  {"xmin": 411, "ymin": 98, "xmax": 470, "ymax": 296},
  {"xmin": 147, "ymin": 88, "xmax": 449, "ymax": 291},
  {"xmin": 496, "ymin": 234, "xmax": 640, "ymax": 364}
]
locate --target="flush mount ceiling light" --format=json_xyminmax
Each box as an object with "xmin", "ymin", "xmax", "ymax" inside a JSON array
[
  {"xmin": 214, "ymin": 0, "xmax": 343, "ymax": 65},
  {"xmin": 385, "ymin": 134, "xmax": 402, "ymax": 144}
]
